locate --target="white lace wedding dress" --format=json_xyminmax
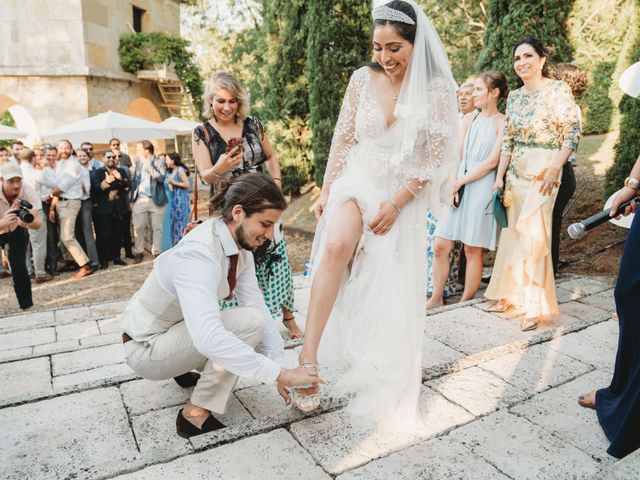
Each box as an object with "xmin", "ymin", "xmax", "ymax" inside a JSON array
[{"xmin": 309, "ymin": 65, "xmax": 457, "ymax": 430}]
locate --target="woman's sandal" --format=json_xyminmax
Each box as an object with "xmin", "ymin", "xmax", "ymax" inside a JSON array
[
  {"xmin": 282, "ymin": 316, "xmax": 304, "ymax": 340},
  {"xmin": 520, "ymin": 318, "xmax": 539, "ymax": 331},
  {"xmin": 291, "ymin": 362, "xmax": 321, "ymax": 413},
  {"xmin": 488, "ymin": 300, "xmax": 513, "ymax": 313},
  {"xmin": 578, "ymin": 391, "xmax": 596, "ymax": 410}
]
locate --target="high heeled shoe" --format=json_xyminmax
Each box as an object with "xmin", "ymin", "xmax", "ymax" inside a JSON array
[
  {"xmin": 520, "ymin": 317, "xmax": 539, "ymax": 331},
  {"xmin": 487, "ymin": 300, "xmax": 513, "ymax": 313},
  {"xmin": 291, "ymin": 362, "xmax": 321, "ymax": 413}
]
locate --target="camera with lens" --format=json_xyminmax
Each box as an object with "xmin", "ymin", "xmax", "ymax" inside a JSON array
[{"xmin": 15, "ymin": 198, "xmax": 34, "ymax": 224}]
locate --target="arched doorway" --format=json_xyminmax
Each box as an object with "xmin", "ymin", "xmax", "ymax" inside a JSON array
[{"xmin": 0, "ymin": 94, "xmax": 39, "ymax": 143}]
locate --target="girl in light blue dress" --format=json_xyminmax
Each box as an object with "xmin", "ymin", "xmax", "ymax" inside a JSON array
[{"xmin": 427, "ymin": 71, "xmax": 509, "ymax": 308}]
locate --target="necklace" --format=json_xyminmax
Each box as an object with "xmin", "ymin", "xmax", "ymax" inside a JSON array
[{"xmin": 387, "ymin": 75, "xmax": 401, "ymax": 101}]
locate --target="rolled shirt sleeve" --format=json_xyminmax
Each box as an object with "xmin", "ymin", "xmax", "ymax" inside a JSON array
[{"xmin": 162, "ymin": 243, "xmax": 283, "ymax": 384}]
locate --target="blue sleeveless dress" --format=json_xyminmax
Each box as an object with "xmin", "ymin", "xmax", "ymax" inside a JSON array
[{"xmin": 437, "ymin": 114, "xmax": 498, "ymax": 249}]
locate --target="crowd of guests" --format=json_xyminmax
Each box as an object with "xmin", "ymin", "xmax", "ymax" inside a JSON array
[
  {"xmin": 0, "ymin": 137, "xmax": 191, "ymax": 310},
  {"xmin": 426, "ymin": 37, "xmax": 588, "ymax": 333}
]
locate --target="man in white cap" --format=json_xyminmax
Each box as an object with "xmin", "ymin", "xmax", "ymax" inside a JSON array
[{"xmin": 0, "ymin": 162, "xmax": 42, "ymax": 309}]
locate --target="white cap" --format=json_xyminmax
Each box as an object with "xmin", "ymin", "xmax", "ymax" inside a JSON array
[{"xmin": 0, "ymin": 162, "xmax": 23, "ymax": 180}]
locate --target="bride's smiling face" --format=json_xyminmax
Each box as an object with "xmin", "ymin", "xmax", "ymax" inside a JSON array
[{"xmin": 373, "ymin": 24, "xmax": 413, "ymax": 81}]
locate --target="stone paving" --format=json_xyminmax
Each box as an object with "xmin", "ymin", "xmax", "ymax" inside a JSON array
[{"xmin": 1, "ymin": 274, "xmax": 639, "ymax": 479}]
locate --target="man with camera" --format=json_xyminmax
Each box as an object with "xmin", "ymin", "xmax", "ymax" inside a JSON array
[{"xmin": 0, "ymin": 162, "xmax": 42, "ymax": 310}]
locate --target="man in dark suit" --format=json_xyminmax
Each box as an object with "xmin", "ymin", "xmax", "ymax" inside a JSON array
[{"xmin": 91, "ymin": 151, "xmax": 130, "ymax": 269}]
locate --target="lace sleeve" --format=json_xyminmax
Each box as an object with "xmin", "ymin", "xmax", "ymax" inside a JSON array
[
  {"xmin": 500, "ymin": 93, "xmax": 515, "ymax": 158},
  {"xmin": 556, "ymin": 82, "xmax": 581, "ymax": 151},
  {"xmin": 323, "ymin": 68, "xmax": 368, "ymax": 185}
]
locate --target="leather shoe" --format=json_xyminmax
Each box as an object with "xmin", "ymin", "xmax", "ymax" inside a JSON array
[
  {"xmin": 174, "ymin": 372, "xmax": 201, "ymax": 388},
  {"xmin": 176, "ymin": 409, "xmax": 225, "ymax": 438},
  {"xmin": 133, "ymin": 254, "xmax": 144, "ymax": 264},
  {"xmin": 73, "ymin": 264, "xmax": 94, "ymax": 279},
  {"xmin": 100, "ymin": 261, "xmax": 109, "ymax": 270},
  {"xmin": 0, "ymin": 272, "xmax": 11, "ymax": 279},
  {"xmin": 35, "ymin": 274, "xmax": 54, "ymax": 283},
  {"xmin": 113, "ymin": 258, "xmax": 127, "ymax": 266}
]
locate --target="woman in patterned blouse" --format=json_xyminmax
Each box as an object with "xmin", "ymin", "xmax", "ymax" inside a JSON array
[
  {"xmin": 485, "ymin": 37, "xmax": 581, "ymax": 331},
  {"xmin": 192, "ymin": 72, "xmax": 303, "ymax": 339}
]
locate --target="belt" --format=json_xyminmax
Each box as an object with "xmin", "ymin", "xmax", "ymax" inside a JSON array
[
  {"xmin": 59, "ymin": 197, "xmax": 72, "ymax": 201},
  {"xmin": 122, "ymin": 332, "xmax": 133, "ymax": 343}
]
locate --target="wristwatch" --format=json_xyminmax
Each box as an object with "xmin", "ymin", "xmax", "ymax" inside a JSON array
[{"xmin": 624, "ymin": 177, "xmax": 640, "ymax": 191}]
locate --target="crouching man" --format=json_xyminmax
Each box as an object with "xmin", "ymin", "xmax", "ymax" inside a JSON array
[{"xmin": 121, "ymin": 173, "xmax": 321, "ymax": 437}]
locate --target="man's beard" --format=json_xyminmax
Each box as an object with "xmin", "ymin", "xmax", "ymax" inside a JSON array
[{"xmin": 235, "ymin": 224, "xmax": 255, "ymax": 251}]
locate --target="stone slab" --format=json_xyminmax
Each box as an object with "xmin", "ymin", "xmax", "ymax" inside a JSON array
[
  {"xmin": 98, "ymin": 316, "xmax": 124, "ymax": 334},
  {"xmin": 56, "ymin": 320, "xmax": 100, "ymax": 341},
  {"xmin": 52, "ymin": 362, "xmax": 136, "ymax": 392},
  {"xmin": 114, "ymin": 429, "xmax": 330, "ymax": 479},
  {"xmin": 422, "ymin": 335, "xmax": 465, "ymax": 371},
  {"xmin": 557, "ymin": 278, "xmax": 612, "ymax": 297},
  {"xmin": 121, "ymin": 378, "xmax": 192, "ymax": 416},
  {"xmin": 547, "ymin": 320, "xmax": 619, "ymax": 372},
  {"xmin": 0, "ymin": 310, "xmax": 54, "ymax": 334},
  {"xmin": 0, "ymin": 327, "xmax": 55, "ymax": 350},
  {"xmin": 338, "ymin": 435, "xmax": 509, "ymax": 480},
  {"xmin": 450, "ymin": 410, "xmax": 601, "ymax": 480},
  {"xmin": 511, "ymin": 369, "xmax": 615, "ymax": 464},
  {"xmin": 479, "ymin": 343, "xmax": 592, "ymax": 394},
  {"xmin": 427, "ymin": 307, "xmax": 527, "ymax": 355},
  {"xmin": 79, "ymin": 332, "xmax": 122, "ymax": 348},
  {"xmin": 578, "ymin": 289, "xmax": 616, "ymax": 312},
  {"xmin": 54, "ymin": 305, "xmax": 91, "ymax": 323},
  {"xmin": 0, "ymin": 357, "xmax": 52, "ymax": 405},
  {"xmin": 0, "ymin": 346, "xmax": 31, "ymax": 363},
  {"xmin": 591, "ymin": 447, "xmax": 640, "ymax": 479},
  {"xmin": 557, "ymin": 301, "xmax": 611, "ymax": 322},
  {"xmin": 51, "ymin": 342, "xmax": 125, "ymax": 376},
  {"xmin": 427, "ymin": 366, "xmax": 529, "ymax": 416},
  {"xmin": 130, "ymin": 405, "xmax": 193, "ymax": 464},
  {"xmin": 290, "ymin": 386, "xmax": 474, "ymax": 475},
  {"xmin": 0, "ymin": 387, "xmax": 143, "ymax": 479},
  {"xmin": 32, "ymin": 339, "xmax": 79, "ymax": 356},
  {"xmin": 90, "ymin": 300, "xmax": 129, "ymax": 318}
]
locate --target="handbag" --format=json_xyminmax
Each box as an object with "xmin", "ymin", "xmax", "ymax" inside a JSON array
[
  {"xmin": 453, "ymin": 112, "xmax": 480, "ymax": 208},
  {"xmin": 491, "ymin": 188, "xmax": 508, "ymax": 228}
]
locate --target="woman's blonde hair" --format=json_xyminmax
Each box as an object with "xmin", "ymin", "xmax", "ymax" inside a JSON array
[{"xmin": 203, "ymin": 72, "xmax": 250, "ymax": 120}]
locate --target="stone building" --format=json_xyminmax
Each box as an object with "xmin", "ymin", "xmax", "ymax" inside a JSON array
[{"xmin": 0, "ymin": 0, "xmax": 191, "ymax": 144}]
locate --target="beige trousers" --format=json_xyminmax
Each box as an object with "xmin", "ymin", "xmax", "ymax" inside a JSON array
[
  {"xmin": 124, "ymin": 307, "xmax": 264, "ymax": 414},
  {"xmin": 56, "ymin": 199, "xmax": 89, "ymax": 267},
  {"xmin": 132, "ymin": 196, "xmax": 165, "ymax": 255}
]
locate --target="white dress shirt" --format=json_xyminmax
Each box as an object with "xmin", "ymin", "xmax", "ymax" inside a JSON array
[
  {"xmin": 20, "ymin": 162, "xmax": 42, "ymax": 210},
  {"xmin": 79, "ymin": 163, "xmax": 91, "ymax": 200},
  {"xmin": 153, "ymin": 219, "xmax": 285, "ymax": 384},
  {"xmin": 39, "ymin": 167, "xmax": 58, "ymax": 200},
  {"xmin": 55, "ymin": 157, "xmax": 84, "ymax": 199}
]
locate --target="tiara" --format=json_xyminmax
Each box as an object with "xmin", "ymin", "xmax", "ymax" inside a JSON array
[{"xmin": 372, "ymin": 5, "xmax": 415, "ymax": 25}]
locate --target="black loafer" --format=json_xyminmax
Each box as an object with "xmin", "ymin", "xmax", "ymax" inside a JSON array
[
  {"xmin": 113, "ymin": 258, "xmax": 127, "ymax": 266},
  {"xmin": 174, "ymin": 372, "xmax": 201, "ymax": 388},
  {"xmin": 176, "ymin": 409, "xmax": 225, "ymax": 438}
]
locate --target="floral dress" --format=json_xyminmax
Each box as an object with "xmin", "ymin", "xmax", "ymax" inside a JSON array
[
  {"xmin": 169, "ymin": 166, "xmax": 190, "ymax": 247},
  {"xmin": 193, "ymin": 117, "xmax": 295, "ymax": 316},
  {"xmin": 485, "ymin": 80, "xmax": 580, "ymax": 317}
]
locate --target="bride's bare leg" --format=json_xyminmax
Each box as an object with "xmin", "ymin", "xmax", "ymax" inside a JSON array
[
  {"xmin": 300, "ymin": 200, "xmax": 363, "ymax": 364},
  {"xmin": 427, "ymin": 237, "xmax": 453, "ymax": 309}
]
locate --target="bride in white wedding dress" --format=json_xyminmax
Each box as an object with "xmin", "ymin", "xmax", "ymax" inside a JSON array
[{"xmin": 294, "ymin": 0, "xmax": 459, "ymax": 430}]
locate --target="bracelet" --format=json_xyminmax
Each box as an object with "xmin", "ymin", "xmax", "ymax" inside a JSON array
[
  {"xmin": 624, "ymin": 176, "xmax": 640, "ymax": 191},
  {"xmin": 390, "ymin": 198, "xmax": 401, "ymax": 213},
  {"xmin": 403, "ymin": 183, "xmax": 418, "ymax": 198},
  {"xmin": 209, "ymin": 166, "xmax": 222, "ymax": 179},
  {"xmin": 549, "ymin": 166, "xmax": 561, "ymax": 174}
]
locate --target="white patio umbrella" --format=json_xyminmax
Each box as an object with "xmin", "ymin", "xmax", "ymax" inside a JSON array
[
  {"xmin": 0, "ymin": 124, "xmax": 28, "ymax": 140},
  {"xmin": 620, "ymin": 61, "xmax": 640, "ymax": 98},
  {"xmin": 159, "ymin": 116, "xmax": 200, "ymax": 134},
  {"xmin": 41, "ymin": 110, "xmax": 175, "ymax": 145}
]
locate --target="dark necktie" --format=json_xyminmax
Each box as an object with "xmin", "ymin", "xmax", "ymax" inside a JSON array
[{"xmin": 226, "ymin": 254, "xmax": 239, "ymax": 299}]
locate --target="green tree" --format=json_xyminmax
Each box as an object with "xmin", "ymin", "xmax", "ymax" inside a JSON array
[
  {"xmin": 569, "ymin": 0, "xmax": 634, "ymax": 133},
  {"xmin": 476, "ymin": 0, "xmax": 575, "ymax": 86},
  {"xmin": 604, "ymin": 0, "xmax": 640, "ymax": 197},
  {"xmin": 418, "ymin": 0, "xmax": 488, "ymax": 82},
  {"xmin": 306, "ymin": 0, "xmax": 371, "ymax": 185}
]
